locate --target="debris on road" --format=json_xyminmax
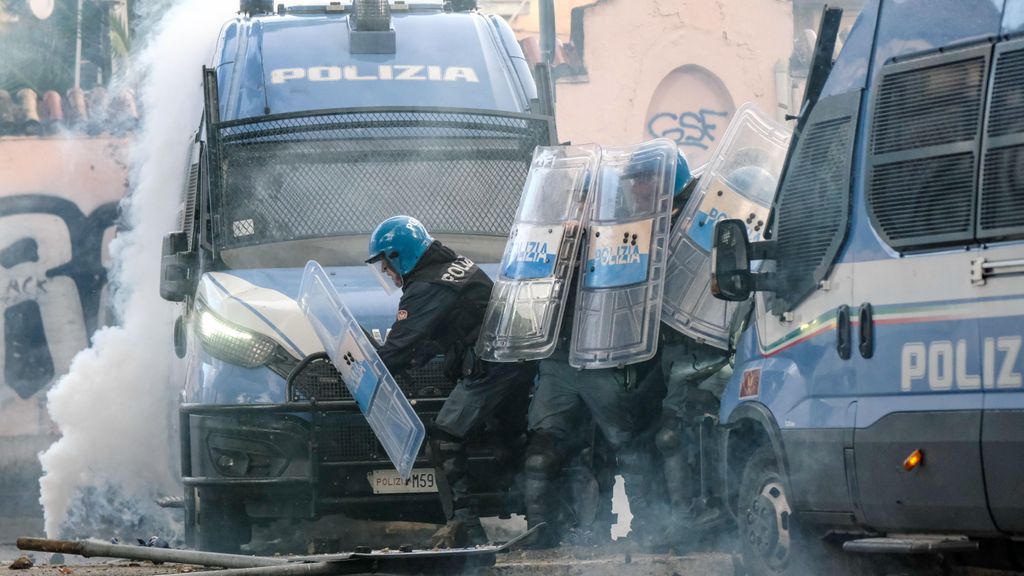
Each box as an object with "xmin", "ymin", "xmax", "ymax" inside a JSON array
[
  {"xmin": 137, "ymin": 539, "xmax": 169, "ymax": 550},
  {"xmin": 9, "ymin": 557, "xmax": 33, "ymax": 570},
  {"xmin": 15, "ymin": 525, "xmax": 545, "ymax": 576}
]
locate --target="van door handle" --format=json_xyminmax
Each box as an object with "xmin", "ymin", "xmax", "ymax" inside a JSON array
[
  {"xmin": 836, "ymin": 305, "xmax": 851, "ymax": 360},
  {"xmin": 859, "ymin": 303, "xmax": 874, "ymax": 359}
]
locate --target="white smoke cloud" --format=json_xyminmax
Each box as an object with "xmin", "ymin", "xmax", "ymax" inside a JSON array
[{"xmin": 38, "ymin": 0, "xmax": 235, "ymax": 539}]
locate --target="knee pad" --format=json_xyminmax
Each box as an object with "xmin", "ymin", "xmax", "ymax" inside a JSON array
[
  {"xmin": 656, "ymin": 426, "xmax": 681, "ymax": 454},
  {"xmin": 616, "ymin": 445, "xmax": 652, "ymax": 473},
  {"xmin": 525, "ymin": 431, "xmax": 565, "ymax": 477},
  {"xmin": 525, "ymin": 452, "xmax": 563, "ymax": 478}
]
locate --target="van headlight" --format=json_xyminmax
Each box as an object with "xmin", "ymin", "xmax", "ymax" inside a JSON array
[{"xmin": 195, "ymin": 303, "xmax": 277, "ymax": 368}]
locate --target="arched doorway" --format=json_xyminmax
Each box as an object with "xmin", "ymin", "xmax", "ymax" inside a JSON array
[{"xmin": 643, "ymin": 65, "xmax": 736, "ymax": 166}]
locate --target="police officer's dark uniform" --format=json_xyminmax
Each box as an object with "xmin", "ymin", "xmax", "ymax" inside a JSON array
[
  {"xmin": 521, "ymin": 146, "xmax": 693, "ymax": 549},
  {"xmin": 524, "ymin": 293, "xmax": 663, "ymax": 548},
  {"xmin": 369, "ymin": 216, "xmax": 533, "ymax": 548},
  {"xmin": 647, "ymin": 164, "xmax": 779, "ymax": 549}
]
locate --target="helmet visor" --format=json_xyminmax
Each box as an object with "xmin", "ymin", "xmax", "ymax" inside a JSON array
[{"xmin": 366, "ymin": 252, "xmax": 400, "ymax": 295}]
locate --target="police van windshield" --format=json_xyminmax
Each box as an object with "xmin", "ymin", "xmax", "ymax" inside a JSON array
[{"xmin": 212, "ymin": 110, "xmax": 550, "ymax": 269}]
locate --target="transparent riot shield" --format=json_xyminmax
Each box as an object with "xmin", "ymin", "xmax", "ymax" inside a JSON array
[
  {"xmin": 476, "ymin": 145, "xmax": 599, "ymax": 362},
  {"xmin": 298, "ymin": 260, "xmax": 425, "ymax": 479},
  {"xmin": 662, "ymin": 104, "xmax": 791, "ymax": 349},
  {"xmin": 569, "ymin": 139, "xmax": 677, "ymax": 369}
]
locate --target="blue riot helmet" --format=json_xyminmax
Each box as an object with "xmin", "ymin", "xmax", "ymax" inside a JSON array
[
  {"xmin": 601, "ymin": 140, "xmax": 684, "ymax": 218},
  {"xmin": 673, "ymin": 149, "xmax": 693, "ymax": 197},
  {"xmin": 671, "ymin": 149, "xmax": 697, "ymax": 219},
  {"xmin": 726, "ymin": 165, "xmax": 778, "ymax": 205},
  {"xmin": 366, "ymin": 215, "xmax": 435, "ymax": 293}
]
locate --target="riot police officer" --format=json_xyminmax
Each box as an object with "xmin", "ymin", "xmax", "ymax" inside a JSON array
[
  {"xmin": 521, "ymin": 143, "xmax": 684, "ymax": 548},
  {"xmin": 648, "ymin": 164, "xmax": 777, "ymax": 549},
  {"xmin": 367, "ymin": 215, "xmax": 533, "ymax": 548}
]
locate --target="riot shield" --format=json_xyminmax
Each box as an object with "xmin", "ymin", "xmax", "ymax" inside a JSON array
[
  {"xmin": 569, "ymin": 139, "xmax": 677, "ymax": 369},
  {"xmin": 662, "ymin": 104, "xmax": 791, "ymax": 349},
  {"xmin": 476, "ymin": 145, "xmax": 599, "ymax": 362},
  {"xmin": 298, "ymin": 260, "xmax": 425, "ymax": 479}
]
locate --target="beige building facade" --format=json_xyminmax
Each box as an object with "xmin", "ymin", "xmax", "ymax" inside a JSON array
[{"xmin": 499, "ymin": 0, "xmax": 862, "ymax": 166}]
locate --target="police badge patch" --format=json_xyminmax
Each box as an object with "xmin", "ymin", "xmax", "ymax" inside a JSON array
[
  {"xmin": 739, "ymin": 368, "xmax": 761, "ymax": 400},
  {"xmin": 397, "ymin": 310, "xmax": 409, "ymax": 321}
]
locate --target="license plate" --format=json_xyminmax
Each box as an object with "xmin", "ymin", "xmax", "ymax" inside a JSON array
[{"xmin": 367, "ymin": 468, "xmax": 438, "ymax": 494}]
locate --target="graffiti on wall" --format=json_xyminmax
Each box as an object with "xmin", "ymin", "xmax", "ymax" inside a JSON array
[
  {"xmin": 1, "ymin": 195, "xmax": 117, "ymax": 399},
  {"xmin": 647, "ymin": 108, "xmax": 730, "ymax": 151},
  {"xmin": 643, "ymin": 64, "xmax": 737, "ymax": 166},
  {"xmin": 0, "ymin": 138, "xmax": 128, "ymax": 436}
]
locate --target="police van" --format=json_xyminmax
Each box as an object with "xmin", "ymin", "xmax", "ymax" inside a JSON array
[
  {"xmin": 158, "ymin": 0, "xmax": 555, "ymax": 552},
  {"xmin": 705, "ymin": 0, "xmax": 1024, "ymax": 573}
]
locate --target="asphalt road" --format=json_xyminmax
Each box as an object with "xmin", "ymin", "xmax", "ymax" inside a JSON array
[
  {"xmin": 0, "ymin": 550, "xmax": 734, "ymax": 576},
  {"xmin": 0, "ymin": 512, "xmax": 735, "ymax": 576}
]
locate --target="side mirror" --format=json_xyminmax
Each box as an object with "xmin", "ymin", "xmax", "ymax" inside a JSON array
[
  {"xmin": 711, "ymin": 219, "xmax": 753, "ymax": 301},
  {"xmin": 160, "ymin": 232, "xmax": 197, "ymax": 302}
]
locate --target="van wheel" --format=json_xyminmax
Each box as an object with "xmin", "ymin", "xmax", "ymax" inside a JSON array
[
  {"xmin": 197, "ymin": 489, "xmax": 252, "ymax": 553},
  {"xmin": 737, "ymin": 445, "xmax": 867, "ymax": 576}
]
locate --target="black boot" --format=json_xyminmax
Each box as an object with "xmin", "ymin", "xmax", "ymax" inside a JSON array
[
  {"xmin": 522, "ymin": 432, "xmax": 566, "ymax": 549},
  {"xmin": 430, "ymin": 508, "xmax": 487, "ymax": 548},
  {"xmin": 429, "ymin": 431, "xmax": 488, "ymax": 548},
  {"xmin": 658, "ymin": 420, "xmax": 695, "ymax": 508},
  {"xmin": 647, "ymin": 414, "xmax": 697, "ymax": 549}
]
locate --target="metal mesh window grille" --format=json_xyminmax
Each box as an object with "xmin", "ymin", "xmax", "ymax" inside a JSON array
[
  {"xmin": 352, "ymin": 0, "xmax": 391, "ymax": 31},
  {"xmin": 212, "ymin": 109, "xmax": 552, "ymax": 251},
  {"xmin": 770, "ymin": 91, "xmax": 859, "ymax": 316},
  {"xmin": 979, "ymin": 41, "xmax": 1024, "ymax": 240},
  {"xmin": 986, "ymin": 48, "xmax": 1024, "ymax": 138},
  {"xmin": 871, "ymin": 56, "xmax": 986, "ymax": 155},
  {"xmin": 867, "ymin": 46, "xmax": 990, "ymax": 250},
  {"xmin": 871, "ymin": 153, "xmax": 976, "ymax": 240},
  {"xmin": 181, "ymin": 144, "xmax": 201, "ymax": 250}
]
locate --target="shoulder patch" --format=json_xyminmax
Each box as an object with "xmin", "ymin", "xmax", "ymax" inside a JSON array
[{"xmin": 397, "ymin": 309, "xmax": 409, "ymax": 321}]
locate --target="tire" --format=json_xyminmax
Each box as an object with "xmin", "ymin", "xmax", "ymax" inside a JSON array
[
  {"xmin": 736, "ymin": 445, "xmax": 868, "ymax": 576},
  {"xmin": 196, "ymin": 489, "xmax": 252, "ymax": 553}
]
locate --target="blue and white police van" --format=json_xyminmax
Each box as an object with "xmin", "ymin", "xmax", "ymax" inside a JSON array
[
  {"xmin": 704, "ymin": 0, "xmax": 1024, "ymax": 574},
  {"xmin": 158, "ymin": 0, "xmax": 555, "ymax": 552}
]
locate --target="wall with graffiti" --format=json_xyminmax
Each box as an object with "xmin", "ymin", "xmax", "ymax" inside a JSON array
[
  {"xmin": 553, "ymin": 0, "xmax": 793, "ymax": 164},
  {"xmin": 643, "ymin": 64, "xmax": 737, "ymax": 166},
  {"xmin": 0, "ymin": 138, "xmax": 128, "ymax": 443}
]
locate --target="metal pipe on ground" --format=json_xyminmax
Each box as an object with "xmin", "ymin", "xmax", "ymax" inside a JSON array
[
  {"xmin": 155, "ymin": 562, "xmax": 343, "ymax": 576},
  {"xmin": 16, "ymin": 538, "xmax": 289, "ymax": 569}
]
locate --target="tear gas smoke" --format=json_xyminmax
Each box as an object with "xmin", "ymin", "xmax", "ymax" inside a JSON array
[{"xmin": 38, "ymin": 0, "xmax": 235, "ymax": 539}]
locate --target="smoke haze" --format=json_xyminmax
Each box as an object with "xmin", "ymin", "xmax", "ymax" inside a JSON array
[{"xmin": 38, "ymin": 0, "xmax": 235, "ymax": 539}]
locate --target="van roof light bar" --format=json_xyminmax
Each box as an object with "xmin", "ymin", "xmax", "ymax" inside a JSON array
[
  {"xmin": 350, "ymin": 0, "xmax": 396, "ymax": 54},
  {"xmin": 240, "ymin": 0, "xmax": 275, "ymax": 15}
]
